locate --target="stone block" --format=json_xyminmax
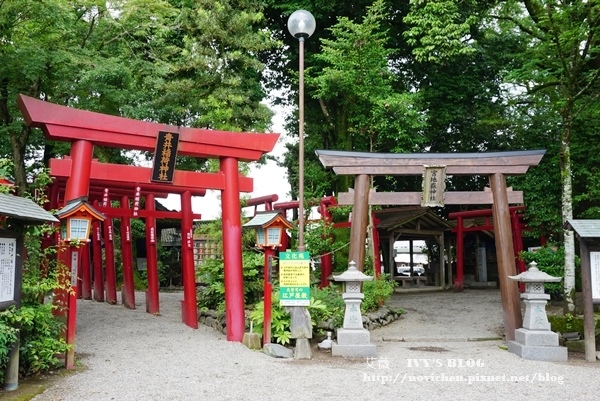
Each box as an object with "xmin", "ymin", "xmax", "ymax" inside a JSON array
[
  {"xmin": 336, "ymin": 328, "xmax": 371, "ymax": 345},
  {"xmin": 242, "ymin": 332, "xmax": 261, "ymax": 350},
  {"xmin": 294, "ymin": 338, "xmax": 312, "ymax": 360},
  {"xmin": 263, "ymin": 343, "xmax": 293, "ymax": 358},
  {"xmin": 332, "ymin": 343, "xmax": 377, "ymax": 358},
  {"xmin": 508, "ymin": 341, "xmax": 568, "ymax": 362},
  {"xmin": 515, "ymin": 328, "xmax": 559, "ymax": 347}
]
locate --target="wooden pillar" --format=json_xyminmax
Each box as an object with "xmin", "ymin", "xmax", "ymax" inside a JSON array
[
  {"xmin": 181, "ymin": 191, "xmax": 198, "ymax": 328},
  {"xmin": 409, "ymin": 239, "xmax": 414, "ymax": 275},
  {"xmin": 455, "ymin": 216, "xmax": 464, "ymax": 291},
  {"xmin": 579, "ymin": 240, "xmax": 597, "ymax": 362},
  {"xmin": 371, "ymin": 214, "xmax": 381, "ymax": 278},
  {"xmin": 348, "ymin": 174, "xmax": 370, "ymax": 271},
  {"xmin": 220, "ymin": 156, "xmax": 244, "ymax": 342},
  {"xmin": 120, "ymin": 196, "xmax": 135, "ymax": 309},
  {"xmin": 145, "ymin": 194, "xmax": 160, "ymax": 315},
  {"xmin": 388, "ymin": 236, "xmax": 395, "ymax": 276},
  {"xmin": 437, "ymin": 233, "xmax": 444, "ymax": 288},
  {"xmin": 490, "ymin": 173, "xmax": 522, "ymax": 341}
]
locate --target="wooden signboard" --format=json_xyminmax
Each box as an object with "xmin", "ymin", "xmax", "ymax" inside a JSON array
[
  {"xmin": 151, "ymin": 131, "xmax": 179, "ymax": 183},
  {"xmin": 0, "ymin": 232, "xmax": 23, "ymax": 311}
]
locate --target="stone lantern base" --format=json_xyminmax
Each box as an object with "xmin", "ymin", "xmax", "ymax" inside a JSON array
[
  {"xmin": 332, "ymin": 329, "xmax": 377, "ymax": 358},
  {"xmin": 508, "ymin": 328, "xmax": 568, "ymax": 362}
]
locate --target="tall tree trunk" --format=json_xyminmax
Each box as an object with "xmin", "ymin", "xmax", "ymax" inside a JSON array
[
  {"xmin": 9, "ymin": 126, "xmax": 30, "ymax": 196},
  {"xmin": 560, "ymin": 109, "xmax": 575, "ymax": 313}
]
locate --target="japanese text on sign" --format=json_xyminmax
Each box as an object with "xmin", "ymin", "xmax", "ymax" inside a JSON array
[{"xmin": 279, "ymin": 251, "xmax": 310, "ymax": 306}]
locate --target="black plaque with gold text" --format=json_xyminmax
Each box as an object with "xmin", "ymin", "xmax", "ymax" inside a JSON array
[{"xmin": 151, "ymin": 131, "xmax": 179, "ymax": 183}]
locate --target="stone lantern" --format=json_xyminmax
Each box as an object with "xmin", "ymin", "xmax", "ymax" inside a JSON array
[
  {"xmin": 507, "ymin": 261, "xmax": 567, "ymax": 361},
  {"xmin": 331, "ymin": 261, "xmax": 377, "ymax": 357}
]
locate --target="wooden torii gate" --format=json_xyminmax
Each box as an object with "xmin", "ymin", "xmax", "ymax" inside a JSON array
[
  {"xmin": 315, "ymin": 149, "xmax": 545, "ymax": 341},
  {"xmin": 18, "ymin": 95, "xmax": 278, "ymax": 351}
]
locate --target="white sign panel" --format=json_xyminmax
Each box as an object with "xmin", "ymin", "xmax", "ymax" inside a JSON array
[
  {"xmin": 71, "ymin": 251, "xmax": 79, "ymax": 287},
  {"xmin": 0, "ymin": 238, "xmax": 16, "ymax": 303},
  {"xmin": 591, "ymin": 252, "xmax": 600, "ymax": 303}
]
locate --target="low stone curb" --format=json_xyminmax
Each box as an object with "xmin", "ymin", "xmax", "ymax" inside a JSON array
[{"xmin": 198, "ymin": 305, "xmax": 403, "ymax": 335}]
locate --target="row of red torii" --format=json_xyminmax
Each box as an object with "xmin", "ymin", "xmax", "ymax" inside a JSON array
[{"xmin": 19, "ymin": 94, "xmax": 544, "ymax": 369}]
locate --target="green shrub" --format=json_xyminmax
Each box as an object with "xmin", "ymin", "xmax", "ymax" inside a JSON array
[
  {"xmin": 196, "ymin": 251, "xmax": 264, "ymax": 312},
  {"xmin": 249, "ymin": 290, "xmax": 330, "ymax": 345},
  {"xmin": 520, "ymin": 245, "xmax": 572, "ymax": 294},
  {"xmin": 1, "ymin": 303, "xmax": 68, "ymax": 375},
  {"xmin": 362, "ymin": 275, "xmax": 396, "ymax": 313},
  {"xmin": 0, "ymin": 320, "xmax": 18, "ymax": 383}
]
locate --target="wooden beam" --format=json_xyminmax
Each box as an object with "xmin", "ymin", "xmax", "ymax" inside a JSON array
[
  {"xmin": 316, "ymin": 149, "xmax": 545, "ymax": 170},
  {"xmin": 337, "ymin": 191, "xmax": 524, "ymax": 205},
  {"xmin": 333, "ymin": 165, "xmax": 532, "ymax": 175},
  {"xmin": 384, "ymin": 228, "xmax": 445, "ymax": 236}
]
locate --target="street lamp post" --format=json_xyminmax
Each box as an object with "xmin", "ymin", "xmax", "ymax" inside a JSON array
[{"xmin": 287, "ymin": 10, "xmax": 316, "ymax": 252}]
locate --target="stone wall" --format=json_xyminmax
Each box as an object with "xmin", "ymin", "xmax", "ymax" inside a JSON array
[
  {"xmin": 199, "ymin": 309, "xmax": 227, "ymax": 334},
  {"xmin": 198, "ymin": 305, "xmax": 402, "ymax": 335}
]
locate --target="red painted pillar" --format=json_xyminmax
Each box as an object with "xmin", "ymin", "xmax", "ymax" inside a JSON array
[
  {"xmin": 181, "ymin": 191, "xmax": 198, "ymax": 328},
  {"xmin": 63, "ymin": 139, "xmax": 94, "ymax": 369},
  {"xmin": 455, "ymin": 216, "xmax": 464, "ymax": 291},
  {"xmin": 103, "ymin": 210, "xmax": 117, "ymax": 304},
  {"xmin": 80, "ymin": 243, "xmax": 92, "ymax": 300},
  {"xmin": 145, "ymin": 194, "xmax": 160, "ymax": 314},
  {"xmin": 220, "ymin": 156, "xmax": 245, "ymax": 342},
  {"xmin": 64, "ymin": 141, "xmax": 93, "ymax": 200},
  {"xmin": 91, "ymin": 212, "xmax": 104, "ymax": 302},
  {"xmin": 120, "ymin": 196, "xmax": 135, "ymax": 309},
  {"xmin": 64, "ymin": 246, "xmax": 79, "ymax": 369},
  {"xmin": 263, "ymin": 247, "xmax": 274, "ymax": 345},
  {"xmin": 54, "ymin": 246, "xmax": 71, "ymax": 317}
]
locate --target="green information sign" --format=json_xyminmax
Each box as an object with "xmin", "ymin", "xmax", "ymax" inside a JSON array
[{"xmin": 279, "ymin": 251, "xmax": 310, "ymax": 306}]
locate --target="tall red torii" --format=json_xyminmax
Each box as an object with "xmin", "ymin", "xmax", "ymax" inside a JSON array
[{"xmin": 18, "ymin": 95, "xmax": 279, "ymax": 351}]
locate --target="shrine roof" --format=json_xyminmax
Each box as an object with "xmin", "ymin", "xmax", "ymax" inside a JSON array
[
  {"xmin": 0, "ymin": 193, "xmax": 59, "ymax": 224},
  {"xmin": 243, "ymin": 211, "xmax": 293, "ymax": 229},
  {"xmin": 566, "ymin": 220, "xmax": 600, "ymax": 238},
  {"xmin": 374, "ymin": 206, "xmax": 453, "ymax": 235}
]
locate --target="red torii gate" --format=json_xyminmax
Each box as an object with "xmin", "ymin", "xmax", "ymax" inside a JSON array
[
  {"xmin": 449, "ymin": 206, "xmax": 529, "ymax": 290},
  {"xmin": 18, "ymin": 95, "xmax": 278, "ymax": 358}
]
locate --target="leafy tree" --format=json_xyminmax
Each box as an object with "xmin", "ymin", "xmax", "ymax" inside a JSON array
[
  {"xmin": 1, "ymin": 0, "xmax": 277, "ymax": 195},
  {"xmin": 404, "ymin": 0, "xmax": 600, "ymax": 311}
]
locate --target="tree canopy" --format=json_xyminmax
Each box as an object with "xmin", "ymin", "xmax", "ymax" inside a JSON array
[{"xmin": 3, "ymin": 1, "xmax": 600, "ymax": 306}]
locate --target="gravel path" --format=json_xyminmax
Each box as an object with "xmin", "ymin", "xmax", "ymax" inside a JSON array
[{"xmin": 30, "ymin": 289, "xmax": 597, "ymax": 401}]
